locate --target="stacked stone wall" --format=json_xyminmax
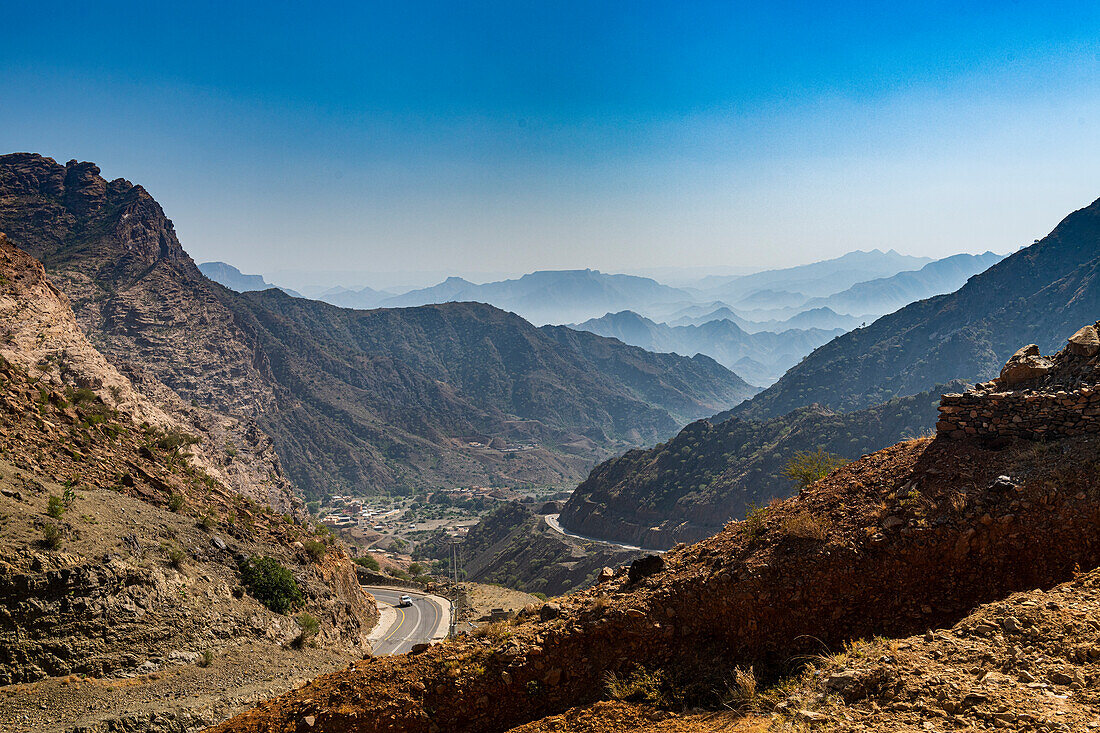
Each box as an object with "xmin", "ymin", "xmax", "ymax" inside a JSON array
[{"xmin": 937, "ymin": 385, "xmax": 1100, "ymax": 440}]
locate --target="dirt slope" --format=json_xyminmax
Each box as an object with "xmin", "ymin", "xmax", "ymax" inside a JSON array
[
  {"xmin": 0, "ymin": 235, "xmax": 378, "ymax": 731},
  {"xmin": 208, "ymin": 432, "xmax": 1100, "ymax": 732}
]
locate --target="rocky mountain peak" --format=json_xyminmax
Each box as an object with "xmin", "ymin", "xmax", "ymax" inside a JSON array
[{"xmin": 0, "ymin": 152, "xmax": 193, "ymax": 277}]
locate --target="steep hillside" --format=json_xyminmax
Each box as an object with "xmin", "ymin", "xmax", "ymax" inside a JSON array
[
  {"xmin": 209, "ymin": 428, "xmax": 1100, "ymax": 733},
  {"xmin": 736, "ymin": 196, "xmax": 1100, "ymax": 420},
  {"xmin": 559, "ymin": 385, "xmax": 955, "ymax": 548},
  {"xmin": 0, "ymin": 232, "xmax": 297, "ymax": 512},
  {"xmin": 0, "ymin": 154, "xmax": 754, "ymax": 497},
  {"xmin": 224, "ymin": 292, "xmax": 756, "ymax": 495},
  {"xmin": 417, "ymin": 502, "xmax": 642, "ymax": 596},
  {"xmin": 572, "ymin": 310, "xmax": 842, "ymax": 385},
  {"xmin": 0, "ymin": 266, "xmax": 378, "ymax": 731}
]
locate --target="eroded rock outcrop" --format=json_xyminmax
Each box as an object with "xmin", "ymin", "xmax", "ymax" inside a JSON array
[{"xmin": 938, "ymin": 322, "xmax": 1100, "ymax": 441}]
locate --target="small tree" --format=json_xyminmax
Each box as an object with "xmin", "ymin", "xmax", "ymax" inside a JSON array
[
  {"xmin": 238, "ymin": 556, "xmax": 302, "ymax": 613},
  {"xmin": 782, "ymin": 450, "xmax": 849, "ymax": 489},
  {"xmin": 355, "ymin": 555, "xmax": 380, "ymax": 572},
  {"xmin": 46, "ymin": 495, "xmax": 65, "ymax": 518},
  {"xmin": 293, "ymin": 612, "xmax": 320, "ymax": 648},
  {"xmin": 41, "ymin": 524, "xmax": 64, "ymax": 548}
]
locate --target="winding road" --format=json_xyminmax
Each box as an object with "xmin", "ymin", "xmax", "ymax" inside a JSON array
[
  {"xmin": 363, "ymin": 587, "xmax": 451, "ymax": 656},
  {"xmin": 543, "ymin": 513, "xmax": 666, "ymax": 554}
]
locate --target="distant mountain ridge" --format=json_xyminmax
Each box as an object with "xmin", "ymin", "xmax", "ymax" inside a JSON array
[
  {"xmin": 572, "ymin": 310, "xmax": 843, "ymax": 385},
  {"xmin": 199, "ymin": 261, "xmax": 302, "ymax": 297},
  {"xmin": 0, "ymin": 153, "xmax": 756, "ymax": 497},
  {"xmin": 801, "ymin": 251, "xmax": 1004, "ymax": 316},
  {"xmin": 697, "ymin": 248, "xmax": 933, "ymax": 301},
  {"xmin": 736, "ymin": 196, "xmax": 1100, "ymax": 421},
  {"xmin": 373, "ymin": 269, "xmax": 692, "ymax": 325}
]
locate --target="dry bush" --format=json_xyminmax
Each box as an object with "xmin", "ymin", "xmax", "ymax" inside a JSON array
[
  {"xmin": 591, "ymin": 594, "xmax": 611, "ymax": 613},
  {"xmin": 781, "ymin": 510, "xmax": 831, "ymax": 541},
  {"xmin": 740, "ymin": 504, "xmax": 768, "ymax": 540},
  {"xmin": 602, "ymin": 666, "xmax": 668, "ymax": 706},
  {"xmin": 470, "ymin": 620, "xmax": 513, "ymax": 644},
  {"xmin": 721, "ymin": 666, "xmax": 758, "ymax": 711}
]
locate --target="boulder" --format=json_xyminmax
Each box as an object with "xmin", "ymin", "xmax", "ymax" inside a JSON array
[
  {"xmin": 538, "ymin": 602, "xmax": 561, "ymax": 621},
  {"xmin": 998, "ymin": 345, "xmax": 1053, "ymax": 386},
  {"xmin": 627, "ymin": 554, "xmax": 666, "ymax": 583},
  {"xmin": 1067, "ymin": 324, "xmax": 1100, "ymax": 357}
]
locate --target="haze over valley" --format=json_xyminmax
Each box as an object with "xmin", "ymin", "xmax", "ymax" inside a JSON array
[{"xmin": 5, "ymin": 3, "xmax": 1100, "ymax": 732}]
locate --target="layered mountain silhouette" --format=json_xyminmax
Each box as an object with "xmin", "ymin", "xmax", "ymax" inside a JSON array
[
  {"xmin": 572, "ymin": 310, "xmax": 844, "ymax": 385},
  {"xmin": 736, "ymin": 197, "xmax": 1100, "ymax": 420},
  {"xmin": 370, "ymin": 270, "xmax": 692, "ymax": 325},
  {"xmin": 800, "ymin": 251, "xmax": 1004, "ymax": 317},
  {"xmin": 199, "ymin": 261, "xmax": 302, "ymax": 297},
  {"xmin": 0, "ymin": 153, "xmax": 756, "ymax": 496},
  {"xmin": 695, "ymin": 248, "xmax": 933, "ymax": 302}
]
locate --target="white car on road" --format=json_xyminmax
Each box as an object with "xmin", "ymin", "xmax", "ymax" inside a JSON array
[{"xmin": 398, "ymin": 594, "xmax": 413, "ymax": 607}]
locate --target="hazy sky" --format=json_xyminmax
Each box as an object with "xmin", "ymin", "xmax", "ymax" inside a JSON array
[{"xmin": 3, "ymin": 2, "xmax": 1100, "ymax": 283}]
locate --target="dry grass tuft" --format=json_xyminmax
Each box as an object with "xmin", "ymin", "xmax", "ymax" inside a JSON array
[{"xmin": 781, "ymin": 510, "xmax": 830, "ymax": 541}]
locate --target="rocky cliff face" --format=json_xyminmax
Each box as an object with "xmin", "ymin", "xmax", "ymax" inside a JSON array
[
  {"xmin": 0, "ymin": 230, "xmax": 297, "ymax": 513},
  {"xmin": 0, "ymin": 233, "xmax": 378, "ymax": 730},
  {"xmin": 0, "ymin": 153, "xmax": 756, "ymax": 498}
]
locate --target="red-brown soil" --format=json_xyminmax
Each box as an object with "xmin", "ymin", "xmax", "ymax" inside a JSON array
[{"xmin": 209, "ymin": 433, "xmax": 1100, "ymax": 732}]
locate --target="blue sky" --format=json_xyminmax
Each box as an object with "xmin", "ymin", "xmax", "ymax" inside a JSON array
[{"xmin": 3, "ymin": 2, "xmax": 1100, "ymax": 286}]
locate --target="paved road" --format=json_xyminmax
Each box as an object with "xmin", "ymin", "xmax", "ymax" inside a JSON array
[
  {"xmin": 544, "ymin": 513, "xmax": 665, "ymax": 554},
  {"xmin": 363, "ymin": 587, "xmax": 451, "ymax": 655}
]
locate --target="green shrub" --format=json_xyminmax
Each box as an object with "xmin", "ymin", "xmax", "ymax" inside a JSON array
[
  {"xmin": 739, "ymin": 504, "xmax": 768, "ymax": 540},
  {"xmin": 354, "ymin": 555, "xmax": 380, "ymax": 572},
  {"xmin": 41, "ymin": 523, "xmax": 63, "ymax": 549},
  {"xmin": 168, "ymin": 492, "xmax": 185, "ymax": 512},
  {"xmin": 302, "ymin": 539, "xmax": 327, "ymax": 563},
  {"xmin": 46, "ymin": 495, "xmax": 65, "ymax": 518},
  {"xmin": 198, "ymin": 511, "xmax": 216, "ymax": 530},
  {"xmin": 197, "ymin": 648, "xmax": 214, "ymax": 667},
  {"xmin": 238, "ymin": 556, "xmax": 302, "ymax": 613},
  {"xmin": 293, "ymin": 612, "xmax": 320, "ymax": 648},
  {"xmin": 157, "ymin": 429, "xmax": 200, "ymax": 454},
  {"xmin": 782, "ymin": 449, "xmax": 850, "ymax": 489},
  {"xmin": 407, "ymin": 562, "xmax": 425, "ymax": 576}
]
